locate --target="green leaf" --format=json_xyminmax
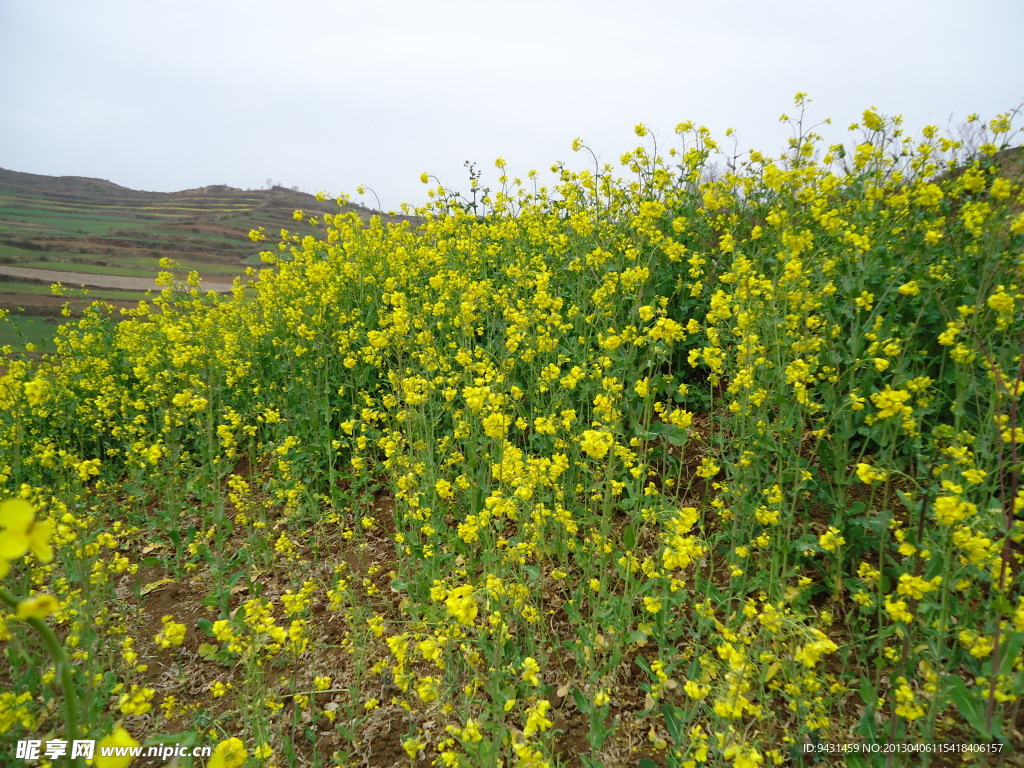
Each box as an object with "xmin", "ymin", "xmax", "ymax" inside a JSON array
[
  {"xmin": 197, "ymin": 643, "xmax": 218, "ymax": 659},
  {"xmin": 924, "ymin": 550, "xmax": 945, "ymax": 580},
  {"xmin": 703, "ymin": 582, "xmax": 723, "ymax": 604},
  {"xmin": 993, "ymin": 592, "xmax": 1014, "ymax": 615},
  {"xmin": 622, "ymin": 479, "xmax": 640, "ymax": 504},
  {"xmin": 856, "ymin": 706, "xmax": 878, "ymax": 741},
  {"xmin": 997, "ymin": 632, "xmax": 1024, "ymax": 677},
  {"xmin": 623, "ymin": 524, "xmax": 637, "ymax": 551},
  {"xmin": 626, "ymin": 629, "xmax": 648, "ymax": 645},
  {"xmin": 944, "ymin": 676, "xmax": 989, "ymax": 737},
  {"xmin": 629, "ymin": 416, "xmax": 660, "ymax": 441},
  {"xmin": 571, "ymin": 689, "xmax": 589, "ymax": 714},
  {"xmin": 662, "ymin": 424, "xmax": 689, "ymax": 447},
  {"xmin": 638, "ymin": 760, "xmax": 659, "ymax": 768},
  {"xmin": 196, "ymin": 618, "xmax": 215, "ymax": 637},
  {"xmin": 563, "ymin": 601, "xmax": 582, "ymax": 623},
  {"xmin": 634, "ymin": 655, "xmax": 652, "ymax": 675},
  {"xmin": 895, "ymin": 489, "xmax": 918, "ymax": 513},
  {"xmin": 662, "ymin": 702, "xmax": 684, "ymax": 744},
  {"xmin": 858, "ymin": 676, "xmax": 878, "ymax": 706},
  {"xmin": 793, "ymin": 533, "xmax": 819, "ymax": 555}
]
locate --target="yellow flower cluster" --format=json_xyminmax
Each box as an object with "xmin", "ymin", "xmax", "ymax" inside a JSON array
[
  {"xmin": 0, "ymin": 498, "xmax": 54, "ymax": 580},
  {"xmin": 154, "ymin": 615, "xmax": 186, "ymax": 648},
  {"xmin": 1, "ymin": 100, "xmax": 1022, "ymax": 765}
]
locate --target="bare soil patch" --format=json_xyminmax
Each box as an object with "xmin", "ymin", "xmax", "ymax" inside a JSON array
[{"xmin": 0, "ymin": 265, "xmax": 234, "ymax": 292}]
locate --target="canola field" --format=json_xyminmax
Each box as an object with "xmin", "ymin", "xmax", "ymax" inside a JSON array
[{"xmin": 2, "ymin": 100, "xmax": 1024, "ymax": 767}]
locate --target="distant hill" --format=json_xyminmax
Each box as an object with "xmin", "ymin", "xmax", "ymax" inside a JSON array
[
  {"xmin": 0, "ymin": 167, "xmax": 410, "ymax": 351},
  {"xmin": 0, "ymin": 167, "xmax": 393, "ymax": 267}
]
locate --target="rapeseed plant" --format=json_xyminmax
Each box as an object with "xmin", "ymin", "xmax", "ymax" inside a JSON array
[{"xmin": 1, "ymin": 98, "xmax": 1022, "ymax": 766}]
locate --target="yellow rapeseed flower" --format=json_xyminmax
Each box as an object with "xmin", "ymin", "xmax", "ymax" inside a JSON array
[
  {"xmin": 207, "ymin": 738, "xmax": 247, "ymax": 768},
  {"xmin": 0, "ymin": 499, "xmax": 55, "ymax": 578},
  {"xmin": 579, "ymin": 430, "xmax": 613, "ymax": 460},
  {"xmin": 897, "ymin": 281, "xmax": 920, "ymax": 296},
  {"xmin": 521, "ymin": 656, "xmax": 541, "ymax": 686},
  {"xmin": 445, "ymin": 584, "xmax": 478, "ymax": 625},
  {"xmin": 523, "ymin": 700, "xmax": 553, "ymax": 735},
  {"xmin": 884, "ymin": 597, "xmax": 914, "ymax": 623},
  {"xmin": 934, "ymin": 495, "xmax": 975, "ymax": 526},
  {"xmin": 818, "ymin": 527, "xmax": 845, "ymax": 552},
  {"xmin": 794, "ymin": 632, "xmax": 838, "ymax": 667},
  {"xmin": 15, "ymin": 594, "xmax": 59, "ymax": 621},
  {"xmin": 897, "ymin": 574, "xmax": 941, "ymax": 600},
  {"xmin": 870, "ymin": 387, "xmax": 912, "ymax": 420},
  {"xmin": 155, "ymin": 615, "xmax": 187, "ymax": 648},
  {"xmin": 95, "ymin": 728, "xmax": 141, "ymax": 768},
  {"xmin": 855, "ymin": 462, "xmax": 888, "ymax": 484}
]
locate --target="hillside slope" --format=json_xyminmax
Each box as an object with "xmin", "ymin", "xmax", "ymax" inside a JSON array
[{"xmin": 0, "ymin": 168, "xmax": 410, "ymax": 348}]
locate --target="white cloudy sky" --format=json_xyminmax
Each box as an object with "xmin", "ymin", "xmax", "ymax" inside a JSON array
[{"xmin": 2, "ymin": 0, "xmax": 1022, "ymax": 211}]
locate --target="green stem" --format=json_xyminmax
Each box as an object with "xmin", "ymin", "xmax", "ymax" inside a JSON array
[{"xmin": 0, "ymin": 588, "xmax": 81, "ymax": 767}]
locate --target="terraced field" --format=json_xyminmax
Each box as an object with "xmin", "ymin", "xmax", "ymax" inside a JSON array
[{"xmin": 0, "ymin": 167, "xmax": 405, "ymax": 350}]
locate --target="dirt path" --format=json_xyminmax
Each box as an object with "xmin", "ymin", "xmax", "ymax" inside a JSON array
[
  {"xmin": 0, "ymin": 265, "xmax": 236, "ymax": 293},
  {"xmin": 0, "ymin": 292, "xmax": 139, "ymax": 312}
]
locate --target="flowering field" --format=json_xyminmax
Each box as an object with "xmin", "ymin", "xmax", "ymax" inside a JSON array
[{"xmin": 2, "ymin": 99, "xmax": 1023, "ymax": 768}]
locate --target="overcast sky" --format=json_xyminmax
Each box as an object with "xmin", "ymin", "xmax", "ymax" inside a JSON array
[{"xmin": 2, "ymin": 1, "xmax": 1022, "ymax": 211}]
